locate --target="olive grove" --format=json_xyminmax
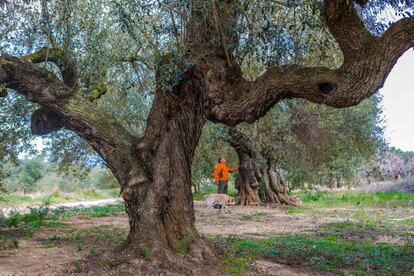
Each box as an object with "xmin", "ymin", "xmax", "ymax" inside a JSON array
[{"xmin": 0, "ymin": 0, "xmax": 413, "ymax": 271}]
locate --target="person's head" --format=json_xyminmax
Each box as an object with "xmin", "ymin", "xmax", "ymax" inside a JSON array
[{"xmin": 218, "ymin": 157, "xmax": 226, "ymax": 164}]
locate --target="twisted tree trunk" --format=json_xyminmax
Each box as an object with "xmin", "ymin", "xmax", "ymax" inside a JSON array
[
  {"xmin": 263, "ymin": 158, "xmax": 301, "ymax": 206},
  {"xmin": 227, "ymin": 129, "xmax": 261, "ymax": 205},
  {"xmin": 228, "ymin": 129, "xmax": 301, "ymax": 206}
]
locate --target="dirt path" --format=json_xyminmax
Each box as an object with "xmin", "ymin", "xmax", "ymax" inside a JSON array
[{"xmin": 0, "ymin": 201, "xmax": 413, "ymax": 275}]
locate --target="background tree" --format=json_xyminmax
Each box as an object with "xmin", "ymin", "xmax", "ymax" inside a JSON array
[
  {"xmin": 3, "ymin": 156, "xmax": 46, "ymax": 193},
  {"xmin": 0, "ymin": 0, "xmax": 413, "ymax": 271},
  {"xmin": 226, "ymin": 128, "xmax": 301, "ymax": 206},
  {"xmin": 365, "ymin": 148, "xmax": 414, "ymax": 182}
]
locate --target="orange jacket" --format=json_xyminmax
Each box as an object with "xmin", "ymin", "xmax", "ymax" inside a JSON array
[{"xmin": 214, "ymin": 162, "xmax": 237, "ymax": 183}]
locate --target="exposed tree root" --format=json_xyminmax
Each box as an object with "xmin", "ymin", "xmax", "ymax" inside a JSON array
[{"xmin": 79, "ymin": 237, "xmax": 224, "ymax": 275}]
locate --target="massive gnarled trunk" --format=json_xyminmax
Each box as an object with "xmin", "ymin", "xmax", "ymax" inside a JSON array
[
  {"xmin": 1, "ymin": 0, "xmax": 413, "ymax": 269},
  {"xmin": 228, "ymin": 129, "xmax": 301, "ymax": 206},
  {"xmin": 122, "ymin": 62, "xmax": 208, "ymax": 256}
]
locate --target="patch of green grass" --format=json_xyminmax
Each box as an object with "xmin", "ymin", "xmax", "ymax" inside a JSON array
[
  {"xmin": 294, "ymin": 191, "xmax": 414, "ymax": 208},
  {"xmin": 42, "ymin": 241, "xmax": 57, "ymax": 249},
  {"xmin": 0, "ymin": 206, "xmax": 125, "ymax": 245},
  {"xmin": 192, "ymin": 192, "xmax": 204, "ymax": 201},
  {"xmin": 0, "ymin": 194, "xmax": 38, "ymax": 208},
  {"xmin": 200, "ymin": 184, "xmax": 218, "ymax": 195},
  {"xmin": 239, "ymin": 215, "xmax": 254, "ymax": 221},
  {"xmin": 90, "ymin": 248, "xmax": 97, "ymax": 255},
  {"xmin": 224, "ymin": 251, "xmax": 252, "ymax": 276},
  {"xmin": 285, "ymin": 207, "xmax": 306, "ymax": 215},
  {"xmin": 0, "ymin": 208, "xmax": 63, "ymax": 230},
  {"xmin": 69, "ymin": 204, "xmax": 126, "ymax": 219},
  {"xmin": 0, "ymin": 233, "xmax": 20, "ymax": 250},
  {"xmin": 11, "ymin": 237, "xmax": 19, "ymax": 248},
  {"xmin": 225, "ymin": 235, "xmax": 414, "ymax": 275},
  {"xmin": 42, "ymin": 195, "xmax": 53, "ymax": 206},
  {"xmin": 397, "ymin": 218, "xmax": 414, "ymax": 227},
  {"xmin": 321, "ymin": 221, "xmax": 377, "ymax": 235},
  {"xmin": 240, "ymin": 212, "xmax": 269, "ymax": 221},
  {"xmin": 177, "ymin": 227, "xmax": 197, "ymax": 255},
  {"xmin": 228, "ymin": 187, "xmax": 238, "ymax": 197},
  {"xmin": 74, "ymin": 260, "xmax": 84, "ymax": 273},
  {"xmin": 143, "ymin": 247, "xmax": 151, "ymax": 261},
  {"xmin": 75, "ymin": 242, "xmax": 83, "ymax": 252},
  {"xmin": 87, "ymin": 213, "xmax": 110, "ymax": 218},
  {"xmin": 67, "ymin": 225, "xmax": 126, "ymax": 249},
  {"xmin": 255, "ymin": 212, "xmax": 268, "ymax": 217}
]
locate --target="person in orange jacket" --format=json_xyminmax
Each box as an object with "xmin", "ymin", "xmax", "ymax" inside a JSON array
[{"xmin": 214, "ymin": 157, "xmax": 238, "ymax": 194}]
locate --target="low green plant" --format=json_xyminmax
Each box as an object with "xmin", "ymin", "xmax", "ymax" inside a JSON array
[
  {"xmin": 42, "ymin": 241, "xmax": 56, "ymax": 248},
  {"xmin": 192, "ymin": 192, "xmax": 204, "ymax": 201},
  {"xmin": 11, "ymin": 237, "xmax": 19, "ymax": 248},
  {"xmin": 143, "ymin": 247, "xmax": 151, "ymax": 261},
  {"xmin": 74, "ymin": 260, "xmax": 84, "ymax": 273},
  {"xmin": 0, "ymin": 207, "xmax": 62, "ymax": 229},
  {"xmin": 398, "ymin": 218, "xmax": 414, "ymax": 227},
  {"xmin": 90, "ymin": 248, "xmax": 96, "ymax": 255},
  {"xmin": 224, "ymin": 252, "xmax": 251, "ymax": 276},
  {"xmin": 240, "ymin": 212, "xmax": 269, "ymax": 221},
  {"xmin": 240, "ymin": 215, "xmax": 254, "ymax": 221},
  {"xmin": 177, "ymin": 227, "xmax": 197, "ymax": 255},
  {"xmin": 285, "ymin": 207, "xmax": 306, "ymax": 215},
  {"xmin": 42, "ymin": 195, "xmax": 53, "ymax": 206},
  {"xmin": 255, "ymin": 212, "xmax": 268, "ymax": 217}
]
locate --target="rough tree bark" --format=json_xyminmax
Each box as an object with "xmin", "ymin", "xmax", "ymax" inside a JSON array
[
  {"xmin": 227, "ymin": 129, "xmax": 301, "ymax": 206},
  {"xmin": 263, "ymin": 156, "xmax": 301, "ymax": 206},
  {"xmin": 0, "ymin": 0, "xmax": 413, "ymax": 269},
  {"xmin": 227, "ymin": 129, "xmax": 262, "ymax": 205}
]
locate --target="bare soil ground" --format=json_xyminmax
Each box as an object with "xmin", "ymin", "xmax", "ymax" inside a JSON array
[
  {"xmin": 196, "ymin": 202, "xmax": 342, "ymax": 239},
  {"xmin": 0, "ymin": 200, "xmax": 413, "ymax": 275}
]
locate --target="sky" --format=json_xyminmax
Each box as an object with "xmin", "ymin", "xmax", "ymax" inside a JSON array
[{"xmin": 380, "ymin": 50, "xmax": 414, "ymax": 152}]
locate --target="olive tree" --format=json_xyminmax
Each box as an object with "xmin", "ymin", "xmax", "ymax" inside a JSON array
[{"xmin": 0, "ymin": 0, "xmax": 413, "ymax": 270}]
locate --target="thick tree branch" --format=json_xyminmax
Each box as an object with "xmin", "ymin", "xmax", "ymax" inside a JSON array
[
  {"xmin": 0, "ymin": 53, "xmax": 148, "ymax": 188},
  {"xmin": 22, "ymin": 47, "xmax": 77, "ymax": 88},
  {"xmin": 1, "ymin": 54, "xmax": 73, "ymax": 103},
  {"xmin": 207, "ymin": 0, "xmax": 414, "ymax": 126},
  {"xmin": 325, "ymin": 0, "xmax": 375, "ymax": 62}
]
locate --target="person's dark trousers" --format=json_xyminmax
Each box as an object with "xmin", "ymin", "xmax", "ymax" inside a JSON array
[{"xmin": 218, "ymin": 181, "xmax": 228, "ymax": 194}]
